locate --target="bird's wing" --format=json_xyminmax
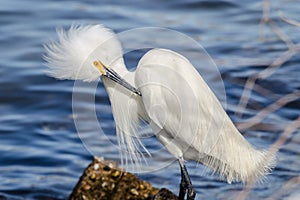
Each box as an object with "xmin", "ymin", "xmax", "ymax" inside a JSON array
[
  {"xmin": 135, "ymin": 48, "xmax": 227, "ymax": 158},
  {"xmin": 135, "ymin": 48, "xmax": 275, "ymax": 183}
]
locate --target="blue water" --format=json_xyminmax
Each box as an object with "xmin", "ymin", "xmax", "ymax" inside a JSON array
[{"xmin": 1, "ymin": 0, "xmax": 300, "ymax": 199}]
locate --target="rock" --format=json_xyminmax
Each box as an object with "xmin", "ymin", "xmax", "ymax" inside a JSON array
[
  {"xmin": 69, "ymin": 157, "xmax": 178, "ymax": 200},
  {"xmin": 153, "ymin": 189, "xmax": 179, "ymax": 200}
]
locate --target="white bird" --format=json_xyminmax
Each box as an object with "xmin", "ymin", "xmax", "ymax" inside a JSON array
[{"xmin": 44, "ymin": 24, "xmax": 276, "ymax": 200}]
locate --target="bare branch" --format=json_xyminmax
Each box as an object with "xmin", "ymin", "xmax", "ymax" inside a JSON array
[
  {"xmin": 235, "ymin": 44, "xmax": 300, "ymax": 117},
  {"xmin": 234, "ymin": 116, "xmax": 300, "ymax": 200},
  {"xmin": 236, "ymin": 0, "xmax": 300, "ymax": 117},
  {"xmin": 259, "ymin": 0, "xmax": 271, "ymax": 41},
  {"xmin": 238, "ymin": 90, "xmax": 300, "ymax": 130},
  {"xmin": 259, "ymin": 0, "xmax": 295, "ymax": 49},
  {"xmin": 229, "ymin": 1, "xmax": 300, "ymax": 199},
  {"xmin": 272, "ymin": 115, "xmax": 300, "ymax": 148},
  {"xmin": 278, "ymin": 10, "xmax": 300, "ymax": 27},
  {"xmin": 268, "ymin": 175, "xmax": 300, "ymax": 199}
]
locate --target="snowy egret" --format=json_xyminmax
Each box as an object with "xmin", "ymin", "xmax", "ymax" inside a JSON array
[{"xmin": 44, "ymin": 24, "xmax": 276, "ymax": 200}]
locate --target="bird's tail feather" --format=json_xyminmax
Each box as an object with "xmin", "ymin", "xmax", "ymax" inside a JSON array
[
  {"xmin": 198, "ymin": 146, "xmax": 276, "ymax": 184},
  {"xmin": 194, "ymin": 118, "xmax": 276, "ymax": 183}
]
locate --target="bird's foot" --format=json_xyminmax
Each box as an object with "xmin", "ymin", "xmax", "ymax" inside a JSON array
[
  {"xmin": 187, "ymin": 185, "xmax": 195, "ymax": 200},
  {"xmin": 178, "ymin": 158, "xmax": 196, "ymax": 200},
  {"xmin": 179, "ymin": 180, "xmax": 195, "ymax": 200}
]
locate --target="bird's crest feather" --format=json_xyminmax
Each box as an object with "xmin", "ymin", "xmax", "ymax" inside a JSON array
[{"xmin": 44, "ymin": 24, "xmax": 123, "ymax": 82}]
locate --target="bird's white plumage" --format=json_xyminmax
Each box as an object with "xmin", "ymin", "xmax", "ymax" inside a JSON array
[
  {"xmin": 44, "ymin": 24, "xmax": 276, "ymax": 184},
  {"xmin": 102, "ymin": 75, "xmax": 151, "ymax": 168},
  {"xmin": 44, "ymin": 24, "xmax": 150, "ymax": 170},
  {"xmin": 44, "ymin": 24, "xmax": 125, "ymax": 81},
  {"xmin": 136, "ymin": 49, "xmax": 275, "ymax": 183}
]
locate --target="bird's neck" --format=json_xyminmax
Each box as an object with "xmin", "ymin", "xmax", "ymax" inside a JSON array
[
  {"xmin": 102, "ymin": 60, "xmax": 142, "ymax": 126},
  {"xmin": 102, "ymin": 58, "xmax": 136, "ymax": 94}
]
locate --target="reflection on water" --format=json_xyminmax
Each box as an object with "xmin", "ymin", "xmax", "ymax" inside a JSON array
[{"xmin": 0, "ymin": 0, "xmax": 299, "ymax": 199}]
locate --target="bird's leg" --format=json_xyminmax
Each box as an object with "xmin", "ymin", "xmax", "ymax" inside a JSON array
[
  {"xmin": 179, "ymin": 161, "xmax": 187, "ymax": 200},
  {"xmin": 178, "ymin": 158, "xmax": 196, "ymax": 200}
]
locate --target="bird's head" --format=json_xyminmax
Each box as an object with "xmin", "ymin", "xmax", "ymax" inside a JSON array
[
  {"xmin": 44, "ymin": 24, "xmax": 124, "ymax": 82},
  {"xmin": 44, "ymin": 24, "xmax": 141, "ymax": 96}
]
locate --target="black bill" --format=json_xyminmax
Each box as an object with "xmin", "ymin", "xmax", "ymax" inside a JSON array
[{"xmin": 102, "ymin": 65, "xmax": 142, "ymax": 96}]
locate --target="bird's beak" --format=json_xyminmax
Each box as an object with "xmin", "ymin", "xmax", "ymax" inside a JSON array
[{"xmin": 93, "ymin": 61, "xmax": 142, "ymax": 96}]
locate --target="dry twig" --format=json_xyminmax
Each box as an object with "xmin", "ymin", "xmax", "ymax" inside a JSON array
[
  {"xmin": 235, "ymin": 0, "xmax": 300, "ymax": 117},
  {"xmin": 278, "ymin": 10, "xmax": 300, "ymax": 27},
  {"xmin": 231, "ymin": 1, "xmax": 300, "ymax": 199},
  {"xmin": 237, "ymin": 90, "xmax": 300, "ymax": 130},
  {"xmin": 234, "ymin": 116, "xmax": 300, "ymax": 200}
]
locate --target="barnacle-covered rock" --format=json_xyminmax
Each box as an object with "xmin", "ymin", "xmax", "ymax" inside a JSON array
[{"xmin": 69, "ymin": 157, "xmax": 178, "ymax": 200}]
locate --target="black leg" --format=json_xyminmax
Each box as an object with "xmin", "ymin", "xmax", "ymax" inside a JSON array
[
  {"xmin": 178, "ymin": 158, "xmax": 196, "ymax": 200},
  {"xmin": 179, "ymin": 162, "xmax": 187, "ymax": 200}
]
